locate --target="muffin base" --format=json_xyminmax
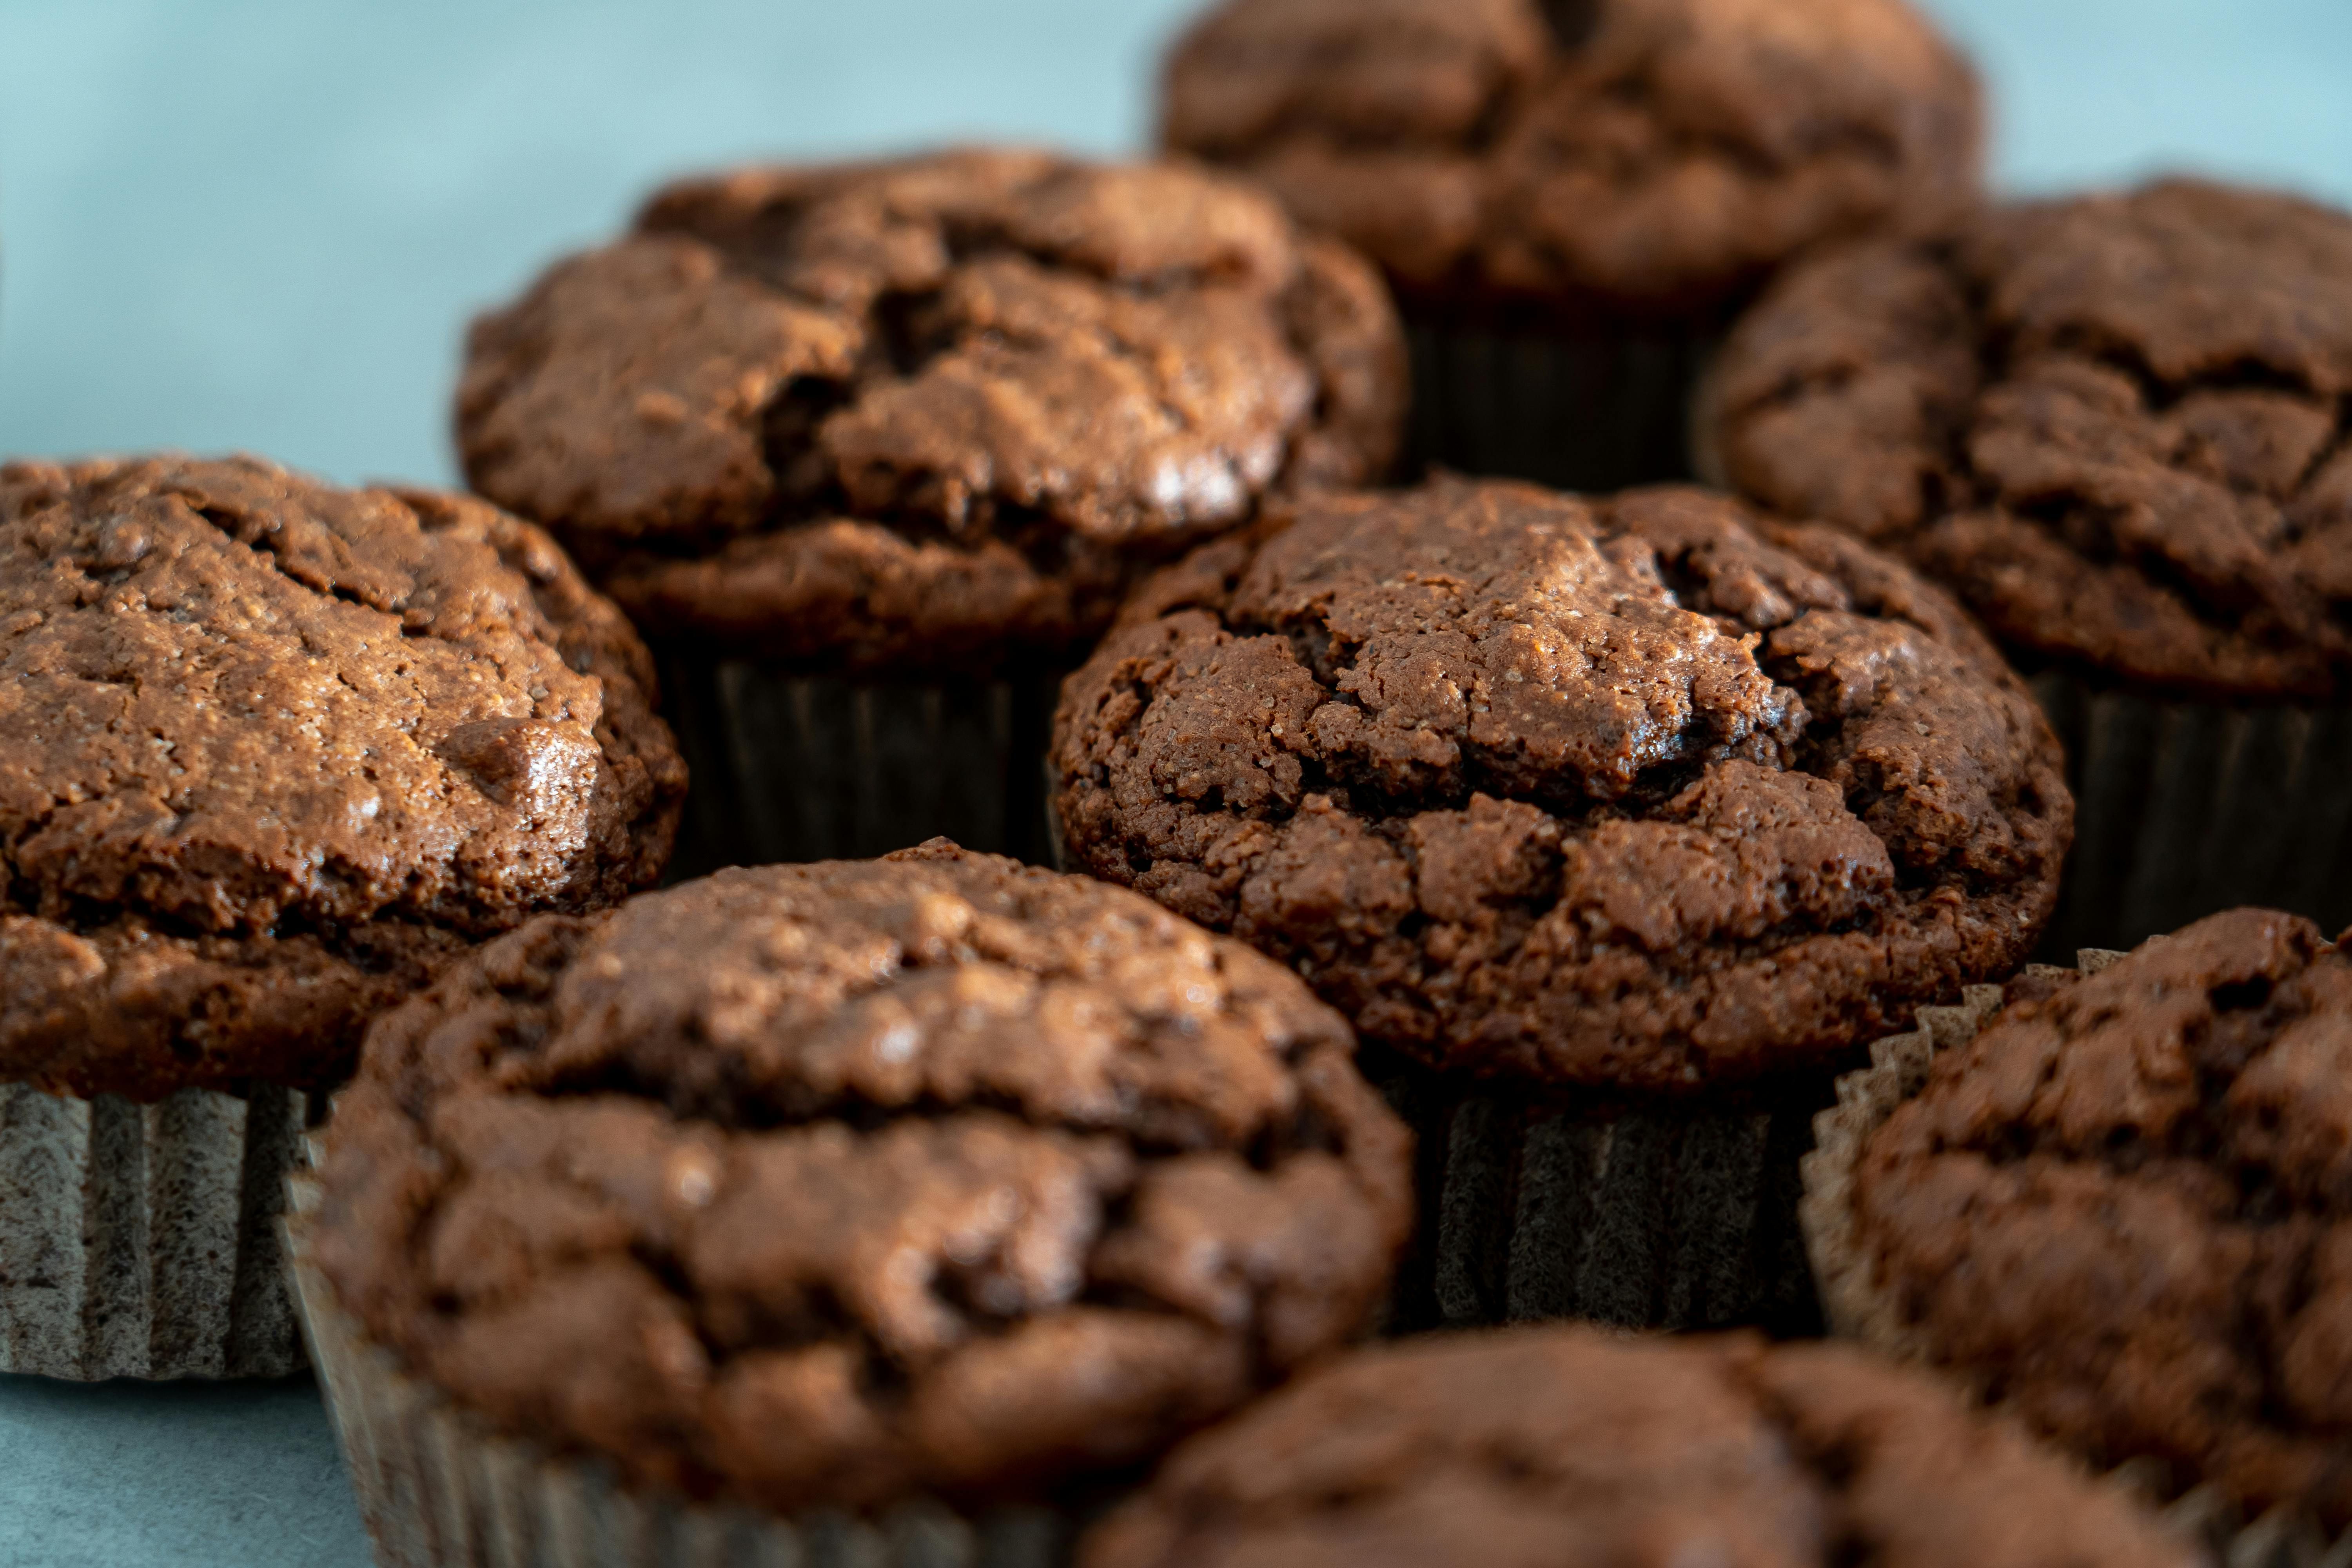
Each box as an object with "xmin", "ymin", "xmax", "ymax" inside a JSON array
[
  {"xmin": 659, "ymin": 651, "xmax": 1063, "ymax": 878},
  {"xmin": 285, "ymin": 1174, "xmax": 1067, "ymax": 1568},
  {"xmin": 1370, "ymin": 1054, "xmax": 1828, "ymax": 1337},
  {"xmin": 0, "ymin": 1081, "xmax": 308, "ymax": 1380},
  {"xmin": 1798, "ymin": 952, "xmax": 2344, "ymax": 1563},
  {"xmin": 1403, "ymin": 307, "xmax": 1713, "ymax": 494},
  {"xmin": 2031, "ymin": 675, "xmax": 2352, "ymax": 957}
]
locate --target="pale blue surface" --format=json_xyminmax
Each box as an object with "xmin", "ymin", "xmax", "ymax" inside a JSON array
[
  {"xmin": 1, "ymin": 0, "xmax": 2348, "ymax": 494},
  {"xmin": 0, "ymin": 3, "xmax": 2347, "ymax": 1564},
  {"xmin": 0, "ymin": 1374, "xmax": 365, "ymax": 1566}
]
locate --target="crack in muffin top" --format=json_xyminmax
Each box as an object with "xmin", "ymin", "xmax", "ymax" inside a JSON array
[
  {"xmin": 1078, "ymin": 1327, "xmax": 2198, "ymax": 1568},
  {"xmin": 0, "ymin": 455, "xmax": 685, "ymax": 1098},
  {"xmin": 1704, "ymin": 180, "xmax": 2352, "ymax": 699},
  {"xmin": 455, "ymin": 148, "xmax": 1406, "ymax": 674},
  {"xmin": 1857, "ymin": 907, "xmax": 2352, "ymax": 1527},
  {"xmin": 312, "ymin": 842, "xmax": 1412, "ymax": 1512},
  {"xmin": 1051, "ymin": 477, "xmax": 2070, "ymax": 1093},
  {"xmin": 1159, "ymin": 0, "xmax": 1984, "ymax": 312}
]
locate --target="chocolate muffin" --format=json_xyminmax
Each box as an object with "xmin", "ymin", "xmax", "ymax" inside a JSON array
[
  {"xmin": 1828, "ymin": 908, "xmax": 2352, "ymax": 1528},
  {"xmin": 0, "ymin": 453, "xmax": 684, "ymax": 1380},
  {"xmin": 1700, "ymin": 180, "xmax": 2352, "ymax": 952},
  {"xmin": 1050, "ymin": 475, "xmax": 2069, "ymax": 1331},
  {"xmin": 1162, "ymin": 0, "xmax": 1983, "ymax": 493},
  {"xmin": 456, "ymin": 147, "xmax": 1405, "ymax": 875},
  {"xmin": 296, "ymin": 842, "xmax": 1412, "ymax": 1559},
  {"xmin": 1081, "ymin": 1327, "xmax": 2198, "ymax": 1568}
]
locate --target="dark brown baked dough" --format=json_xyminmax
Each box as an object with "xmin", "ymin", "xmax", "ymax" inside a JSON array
[
  {"xmin": 312, "ymin": 842, "xmax": 1412, "ymax": 1512},
  {"xmin": 456, "ymin": 149, "xmax": 1405, "ymax": 673},
  {"xmin": 1857, "ymin": 907, "xmax": 2352, "ymax": 1524},
  {"xmin": 1160, "ymin": 0, "xmax": 1983, "ymax": 313},
  {"xmin": 0, "ymin": 455, "xmax": 685, "ymax": 1100},
  {"xmin": 1051, "ymin": 478, "xmax": 2070, "ymax": 1094},
  {"xmin": 1706, "ymin": 180, "xmax": 2352, "ymax": 699},
  {"xmin": 1081, "ymin": 1326, "xmax": 2197, "ymax": 1568}
]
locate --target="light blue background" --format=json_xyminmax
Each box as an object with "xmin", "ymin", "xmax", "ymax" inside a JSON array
[
  {"xmin": 3, "ymin": 0, "xmax": 2350, "ymax": 494},
  {"xmin": 0, "ymin": 2, "xmax": 2347, "ymax": 1564}
]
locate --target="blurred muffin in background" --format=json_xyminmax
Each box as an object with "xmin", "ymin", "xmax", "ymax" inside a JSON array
[
  {"xmin": 1162, "ymin": 0, "xmax": 1982, "ymax": 493},
  {"xmin": 1699, "ymin": 179, "xmax": 2352, "ymax": 953}
]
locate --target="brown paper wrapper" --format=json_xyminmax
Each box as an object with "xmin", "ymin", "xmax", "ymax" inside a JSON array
[
  {"xmin": 1799, "ymin": 952, "xmax": 2348, "ymax": 1566},
  {"xmin": 658, "ymin": 651, "xmax": 1063, "ymax": 880},
  {"xmin": 285, "ymin": 1172, "xmax": 1069, "ymax": 1568},
  {"xmin": 0, "ymin": 1081, "xmax": 307, "ymax": 1380},
  {"xmin": 2030, "ymin": 674, "xmax": 2352, "ymax": 958},
  {"xmin": 1403, "ymin": 310, "xmax": 1713, "ymax": 494},
  {"xmin": 1369, "ymin": 1054, "xmax": 1831, "ymax": 1337}
]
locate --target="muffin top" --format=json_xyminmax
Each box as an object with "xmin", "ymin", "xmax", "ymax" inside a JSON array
[
  {"xmin": 456, "ymin": 147, "xmax": 1406, "ymax": 675},
  {"xmin": 1051, "ymin": 478, "xmax": 2069, "ymax": 1096},
  {"xmin": 1160, "ymin": 0, "xmax": 1983, "ymax": 314},
  {"xmin": 0, "ymin": 455, "xmax": 684, "ymax": 1100},
  {"xmin": 1704, "ymin": 180, "xmax": 2352, "ymax": 699},
  {"xmin": 312, "ymin": 842, "xmax": 1412, "ymax": 1512},
  {"xmin": 1857, "ymin": 907, "xmax": 2352, "ymax": 1526},
  {"xmin": 1081, "ymin": 1327, "xmax": 2195, "ymax": 1568}
]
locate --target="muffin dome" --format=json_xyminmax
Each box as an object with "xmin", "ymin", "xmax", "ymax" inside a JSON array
[
  {"xmin": 0, "ymin": 455, "xmax": 684, "ymax": 1098},
  {"xmin": 1051, "ymin": 477, "xmax": 2070, "ymax": 1093},
  {"xmin": 1855, "ymin": 907, "xmax": 2352, "ymax": 1524},
  {"xmin": 1081, "ymin": 1327, "xmax": 2197, "ymax": 1567},
  {"xmin": 1703, "ymin": 180, "xmax": 2352, "ymax": 699},
  {"xmin": 1161, "ymin": 0, "xmax": 1983, "ymax": 312},
  {"xmin": 457, "ymin": 148, "xmax": 1406, "ymax": 674},
  {"xmin": 310, "ymin": 843, "xmax": 1412, "ymax": 1510}
]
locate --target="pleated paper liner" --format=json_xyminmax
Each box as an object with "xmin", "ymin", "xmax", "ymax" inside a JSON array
[
  {"xmin": 285, "ymin": 1171, "xmax": 1069, "ymax": 1568},
  {"xmin": 657, "ymin": 651, "xmax": 1064, "ymax": 880},
  {"xmin": 2030, "ymin": 674, "xmax": 2352, "ymax": 958},
  {"xmin": 1799, "ymin": 953, "xmax": 2352, "ymax": 1568},
  {"xmin": 1401, "ymin": 307, "xmax": 1716, "ymax": 495},
  {"xmin": 0, "ymin": 1081, "xmax": 309, "ymax": 1380},
  {"xmin": 1366, "ymin": 1047, "xmax": 1830, "ymax": 1338}
]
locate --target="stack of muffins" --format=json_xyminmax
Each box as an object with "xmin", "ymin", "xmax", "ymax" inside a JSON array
[{"xmin": 7, "ymin": 1, "xmax": 2351, "ymax": 1564}]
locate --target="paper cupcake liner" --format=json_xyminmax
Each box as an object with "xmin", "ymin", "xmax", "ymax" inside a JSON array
[
  {"xmin": 657, "ymin": 651, "xmax": 1063, "ymax": 879},
  {"xmin": 1403, "ymin": 310, "xmax": 1713, "ymax": 495},
  {"xmin": 285, "ymin": 1174, "xmax": 1068, "ymax": 1568},
  {"xmin": 1799, "ymin": 952, "xmax": 2351, "ymax": 1566},
  {"xmin": 1368, "ymin": 1057, "xmax": 1829, "ymax": 1337},
  {"xmin": 0, "ymin": 1081, "xmax": 308, "ymax": 1380},
  {"xmin": 2031, "ymin": 673, "xmax": 2352, "ymax": 958}
]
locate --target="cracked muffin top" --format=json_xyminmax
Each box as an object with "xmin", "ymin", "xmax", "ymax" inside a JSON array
[
  {"xmin": 311, "ymin": 842, "xmax": 1412, "ymax": 1512},
  {"xmin": 1856, "ymin": 907, "xmax": 2352, "ymax": 1526},
  {"xmin": 1051, "ymin": 477, "xmax": 2070, "ymax": 1096},
  {"xmin": 1080, "ymin": 1327, "xmax": 2196, "ymax": 1568},
  {"xmin": 0, "ymin": 455, "xmax": 684, "ymax": 1100},
  {"xmin": 1703, "ymin": 181, "xmax": 2352, "ymax": 700},
  {"xmin": 455, "ymin": 147, "xmax": 1406, "ymax": 675},
  {"xmin": 1160, "ymin": 0, "xmax": 1983, "ymax": 315}
]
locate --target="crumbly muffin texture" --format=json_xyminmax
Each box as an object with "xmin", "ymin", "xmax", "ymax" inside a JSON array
[
  {"xmin": 1857, "ymin": 907, "xmax": 2352, "ymax": 1525},
  {"xmin": 1161, "ymin": 0, "xmax": 1983, "ymax": 312},
  {"xmin": 312, "ymin": 843, "xmax": 1412, "ymax": 1512},
  {"xmin": 1052, "ymin": 478, "xmax": 2070, "ymax": 1095},
  {"xmin": 0, "ymin": 455, "xmax": 684, "ymax": 1099},
  {"xmin": 456, "ymin": 148, "xmax": 1405, "ymax": 673},
  {"xmin": 1707, "ymin": 180, "xmax": 2352, "ymax": 698},
  {"xmin": 1081, "ymin": 1327, "xmax": 2197, "ymax": 1568}
]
